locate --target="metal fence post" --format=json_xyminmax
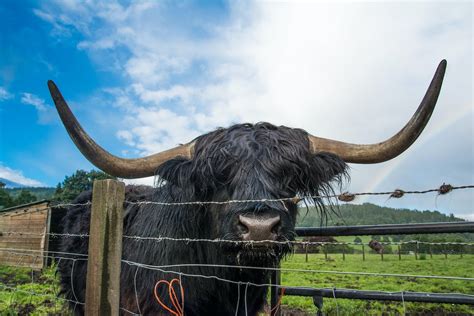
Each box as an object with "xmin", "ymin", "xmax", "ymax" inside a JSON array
[
  {"xmin": 270, "ymin": 269, "xmax": 282, "ymax": 316},
  {"xmin": 305, "ymin": 243, "xmax": 308, "ymax": 262},
  {"xmin": 85, "ymin": 179, "xmax": 125, "ymax": 316}
]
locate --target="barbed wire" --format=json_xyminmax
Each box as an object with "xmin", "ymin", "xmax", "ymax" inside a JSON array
[
  {"xmin": 2, "ymin": 231, "xmax": 474, "ymax": 246},
  {"xmin": 36, "ymin": 184, "xmax": 473, "ymax": 209},
  {"xmin": 1, "ymin": 247, "xmax": 472, "ymax": 282},
  {"xmin": 2, "ymin": 230, "xmax": 474, "ymax": 247},
  {"xmin": 121, "ymin": 260, "xmax": 474, "ymax": 282}
]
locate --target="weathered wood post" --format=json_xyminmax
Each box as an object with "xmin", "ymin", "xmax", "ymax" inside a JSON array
[
  {"xmin": 85, "ymin": 179, "xmax": 125, "ymax": 316},
  {"xmin": 398, "ymin": 245, "xmax": 401, "ymax": 261},
  {"xmin": 415, "ymin": 241, "xmax": 419, "ymax": 260},
  {"xmin": 362, "ymin": 244, "xmax": 365, "ymax": 261},
  {"xmin": 323, "ymin": 245, "xmax": 328, "ymax": 260},
  {"xmin": 380, "ymin": 250, "xmax": 384, "ymax": 261}
]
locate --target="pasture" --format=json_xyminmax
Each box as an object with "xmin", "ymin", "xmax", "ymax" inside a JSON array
[
  {"xmin": 280, "ymin": 253, "xmax": 474, "ymax": 315},
  {"xmin": 1, "ymin": 253, "xmax": 472, "ymax": 315}
]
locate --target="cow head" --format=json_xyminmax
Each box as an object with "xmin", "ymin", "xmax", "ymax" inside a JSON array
[{"xmin": 48, "ymin": 60, "xmax": 446, "ymax": 265}]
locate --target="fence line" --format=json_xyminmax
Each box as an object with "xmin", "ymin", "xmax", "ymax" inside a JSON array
[
  {"xmin": 44, "ymin": 183, "xmax": 473, "ymax": 208},
  {"xmin": 2, "ymin": 180, "xmax": 474, "ymax": 315},
  {"xmin": 3, "ymin": 231, "xmax": 474, "ymax": 246},
  {"xmin": 296, "ymin": 221, "xmax": 474, "ymax": 236},
  {"xmin": 121, "ymin": 260, "xmax": 474, "ymax": 282},
  {"xmin": 281, "ymin": 287, "xmax": 474, "ymax": 305},
  {"xmin": 2, "ymin": 248, "xmax": 471, "ymax": 282}
]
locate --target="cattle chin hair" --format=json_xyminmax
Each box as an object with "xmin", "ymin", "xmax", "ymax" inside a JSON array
[
  {"xmin": 234, "ymin": 241, "xmax": 293, "ymax": 267},
  {"xmin": 236, "ymin": 249, "xmax": 280, "ymax": 268}
]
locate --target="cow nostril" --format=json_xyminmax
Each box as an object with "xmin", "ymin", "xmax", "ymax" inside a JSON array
[
  {"xmin": 238, "ymin": 215, "xmax": 281, "ymax": 241},
  {"xmin": 271, "ymin": 220, "xmax": 281, "ymax": 234},
  {"xmin": 237, "ymin": 222, "xmax": 249, "ymax": 234}
]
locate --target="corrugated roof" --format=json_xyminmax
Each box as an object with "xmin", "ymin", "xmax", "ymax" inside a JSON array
[{"xmin": 0, "ymin": 200, "xmax": 50, "ymax": 213}]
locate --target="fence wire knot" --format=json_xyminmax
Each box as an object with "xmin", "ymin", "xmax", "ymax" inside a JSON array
[
  {"xmin": 438, "ymin": 183, "xmax": 453, "ymax": 195},
  {"xmin": 338, "ymin": 192, "xmax": 355, "ymax": 202},
  {"xmin": 390, "ymin": 189, "xmax": 405, "ymax": 199}
]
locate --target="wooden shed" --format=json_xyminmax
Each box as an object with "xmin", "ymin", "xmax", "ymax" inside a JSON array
[{"xmin": 0, "ymin": 200, "xmax": 65, "ymax": 270}]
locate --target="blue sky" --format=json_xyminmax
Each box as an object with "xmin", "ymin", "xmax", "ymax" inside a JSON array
[{"xmin": 0, "ymin": 1, "xmax": 472, "ymax": 218}]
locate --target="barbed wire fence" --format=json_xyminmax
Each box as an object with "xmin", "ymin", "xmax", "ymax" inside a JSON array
[{"xmin": 0, "ymin": 181, "xmax": 473, "ymax": 315}]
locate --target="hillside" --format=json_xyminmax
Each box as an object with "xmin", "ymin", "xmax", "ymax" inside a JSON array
[
  {"xmin": 0, "ymin": 178, "xmax": 25, "ymax": 188},
  {"xmin": 296, "ymin": 202, "xmax": 463, "ymax": 227},
  {"xmin": 4, "ymin": 187, "xmax": 55, "ymax": 201},
  {"xmin": 296, "ymin": 203, "xmax": 473, "ymax": 243}
]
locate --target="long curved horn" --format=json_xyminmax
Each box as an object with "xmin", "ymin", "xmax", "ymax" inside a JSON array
[
  {"xmin": 48, "ymin": 81, "xmax": 194, "ymax": 178},
  {"xmin": 308, "ymin": 60, "xmax": 447, "ymax": 163}
]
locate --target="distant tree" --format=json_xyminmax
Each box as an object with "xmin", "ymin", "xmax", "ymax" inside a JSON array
[
  {"xmin": 53, "ymin": 169, "xmax": 116, "ymax": 202},
  {"xmin": 55, "ymin": 183, "xmax": 63, "ymax": 197},
  {"xmin": 13, "ymin": 190, "xmax": 37, "ymax": 205},
  {"xmin": 353, "ymin": 237, "xmax": 362, "ymax": 244},
  {"xmin": 0, "ymin": 184, "xmax": 13, "ymax": 209}
]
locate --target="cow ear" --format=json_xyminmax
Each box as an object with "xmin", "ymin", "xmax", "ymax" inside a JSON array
[
  {"xmin": 155, "ymin": 157, "xmax": 193, "ymax": 188},
  {"xmin": 311, "ymin": 152, "xmax": 349, "ymax": 184}
]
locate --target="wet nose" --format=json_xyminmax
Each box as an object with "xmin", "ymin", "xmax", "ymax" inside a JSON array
[{"xmin": 238, "ymin": 215, "xmax": 281, "ymax": 241}]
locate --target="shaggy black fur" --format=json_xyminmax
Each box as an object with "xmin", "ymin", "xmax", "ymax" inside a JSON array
[{"xmin": 58, "ymin": 122, "xmax": 348, "ymax": 315}]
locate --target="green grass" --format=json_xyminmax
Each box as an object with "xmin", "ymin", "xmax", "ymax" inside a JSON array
[
  {"xmin": 0, "ymin": 264, "xmax": 70, "ymax": 315},
  {"xmin": 1, "ymin": 255, "xmax": 473, "ymax": 315},
  {"xmin": 280, "ymin": 253, "xmax": 474, "ymax": 315}
]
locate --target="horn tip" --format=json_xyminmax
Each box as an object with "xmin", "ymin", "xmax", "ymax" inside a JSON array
[
  {"xmin": 439, "ymin": 59, "xmax": 447, "ymax": 69},
  {"xmin": 47, "ymin": 80, "xmax": 57, "ymax": 92}
]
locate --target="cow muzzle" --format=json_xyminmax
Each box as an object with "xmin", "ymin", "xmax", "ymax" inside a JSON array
[{"xmin": 238, "ymin": 215, "xmax": 281, "ymax": 242}]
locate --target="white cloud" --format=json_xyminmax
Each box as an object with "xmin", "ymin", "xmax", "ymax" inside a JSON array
[
  {"xmin": 0, "ymin": 164, "xmax": 46, "ymax": 187},
  {"xmin": 21, "ymin": 92, "xmax": 55, "ymax": 124},
  {"xmin": 37, "ymin": 2, "xmax": 472, "ymax": 214},
  {"xmin": 463, "ymin": 213, "xmax": 474, "ymax": 221},
  {"xmin": 21, "ymin": 93, "xmax": 47, "ymax": 111},
  {"xmin": 0, "ymin": 87, "xmax": 13, "ymax": 101}
]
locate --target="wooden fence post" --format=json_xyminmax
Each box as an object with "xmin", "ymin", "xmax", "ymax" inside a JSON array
[
  {"xmin": 324, "ymin": 245, "xmax": 328, "ymax": 260},
  {"xmin": 398, "ymin": 245, "xmax": 401, "ymax": 261},
  {"xmin": 85, "ymin": 179, "xmax": 125, "ymax": 316},
  {"xmin": 362, "ymin": 244, "xmax": 365, "ymax": 261}
]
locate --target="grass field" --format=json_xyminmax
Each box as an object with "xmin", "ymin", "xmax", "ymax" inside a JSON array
[
  {"xmin": 280, "ymin": 253, "xmax": 474, "ymax": 315},
  {"xmin": 1, "ymin": 254, "xmax": 473, "ymax": 315},
  {"xmin": 0, "ymin": 264, "xmax": 68, "ymax": 315}
]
